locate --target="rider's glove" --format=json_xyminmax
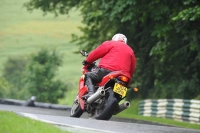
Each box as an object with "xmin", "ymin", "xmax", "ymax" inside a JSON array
[{"xmin": 82, "ymin": 60, "xmax": 88, "ymax": 65}]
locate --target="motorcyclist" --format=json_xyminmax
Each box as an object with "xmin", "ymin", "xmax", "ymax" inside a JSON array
[{"xmin": 83, "ymin": 33, "xmax": 136, "ymax": 98}]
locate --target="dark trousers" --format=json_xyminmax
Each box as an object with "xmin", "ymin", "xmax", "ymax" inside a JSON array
[{"xmin": 85, "ymin": 67, "xmax": 111, "ymax": 86}]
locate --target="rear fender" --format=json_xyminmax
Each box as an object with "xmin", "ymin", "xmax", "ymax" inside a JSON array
[{"xmin": 98, "ymin": 71, "xmax": 131, "ymax": 86}]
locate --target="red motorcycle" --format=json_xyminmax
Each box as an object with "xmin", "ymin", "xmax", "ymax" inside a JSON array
[{"xmin": 70, "ymin": 50, "xmax": 135, "ymax": 120}]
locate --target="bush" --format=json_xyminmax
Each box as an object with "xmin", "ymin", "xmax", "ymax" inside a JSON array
[{"xmin": 25, "ymin": 48, "xmax": 67, "ymax": 103}]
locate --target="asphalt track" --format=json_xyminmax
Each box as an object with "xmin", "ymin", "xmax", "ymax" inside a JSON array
[{"xmin": 0, "ymin": 104, "xmax": 200, "ymax": 133}]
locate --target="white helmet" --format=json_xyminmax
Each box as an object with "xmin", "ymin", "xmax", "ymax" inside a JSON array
[{"xmin": 112, "ymin": 33, "xmax": 127, "ymax": 44}]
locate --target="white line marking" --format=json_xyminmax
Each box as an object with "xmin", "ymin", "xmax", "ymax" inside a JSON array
[{"xmin": 19, "ymin": 112, "xmax": 117, "ymax": 133}]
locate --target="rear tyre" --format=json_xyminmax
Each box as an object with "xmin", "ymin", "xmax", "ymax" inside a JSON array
[
  {"xmin": 94, "ymin": 90, "xmax": 117, "ymax": 120},
  {"xmin": 70, "ymin": 96, "xmax": 83, "ymax": 117}
]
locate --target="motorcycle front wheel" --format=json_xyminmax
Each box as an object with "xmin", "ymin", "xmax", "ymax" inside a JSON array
[{"xmin": 70, "ymin": 96, "xmax": 83, "ymax": 118}]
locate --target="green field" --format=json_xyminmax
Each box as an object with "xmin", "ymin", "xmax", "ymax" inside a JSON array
[{"xmin": 0, "ymin": 0, "xmax": 83, "ymax": 105}]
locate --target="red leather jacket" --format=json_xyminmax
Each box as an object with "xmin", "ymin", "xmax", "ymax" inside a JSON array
[{"xmin": 86, "ymin": 40, "xmax": 136, "ymax": 77}]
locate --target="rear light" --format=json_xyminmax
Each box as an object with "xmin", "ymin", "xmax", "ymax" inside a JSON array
[
  {"xmin": 133, "ymin": 87, "xmax": 138, "ymax": 92},
  {"xmin": 118, "ymin": 76, "xmax": 129, "ymax": 82}
]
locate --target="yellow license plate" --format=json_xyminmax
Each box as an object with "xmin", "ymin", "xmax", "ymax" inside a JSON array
[{"xmin": 113, "ymin": 83, "xmax": 127, "ymax": 98}]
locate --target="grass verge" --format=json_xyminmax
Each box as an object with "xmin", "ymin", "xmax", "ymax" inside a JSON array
[
  {"xmin": 0, "ymin": 111, "xmax": 69, "ymax": 133},
  {"xmin": 116, "ymin": 99, "xmax": 200, "ymax": 130}
]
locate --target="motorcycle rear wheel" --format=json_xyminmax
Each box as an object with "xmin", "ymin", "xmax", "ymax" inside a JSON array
[
  {"xmin": 70, "ymin": 97, "xmax": 83, "ymax": 118},
  {"xmin": 94, "ymin": 90, "xmax": 117, "ymax": 120}
]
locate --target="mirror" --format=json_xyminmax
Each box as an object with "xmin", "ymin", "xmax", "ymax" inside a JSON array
[{"xmin": 80, "ymin": 50, "xmax": 88, "ymax": 57}]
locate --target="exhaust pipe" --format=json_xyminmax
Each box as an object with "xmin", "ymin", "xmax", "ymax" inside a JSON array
[
  {"xmin": 113, "ymin": 101, "xmax": 130, "ymax": 115},
  {"xmin": 87, "ymin": 89, "xmax": 105, "ymax": 104}
]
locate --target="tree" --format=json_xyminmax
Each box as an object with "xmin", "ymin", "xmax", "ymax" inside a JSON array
[
  {"xmin": 0, "ymin": 77, "xmax": 14, "ymax": 98},
  {"xmin": 25, "ymin": 48, "xmax": 67, "ymax": 103},
  {"xmin": 2, "ymin": 57, "xmax": 30, "ymax": 99},
  {"xmin": 24, "ymin": 0, "xmax": 200, "ymax": 99}
]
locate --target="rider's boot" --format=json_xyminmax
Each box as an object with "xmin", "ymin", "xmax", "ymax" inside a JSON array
[{"xmin": 82, "ymin": 85, "xmax": 95, "ymax": 99}]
